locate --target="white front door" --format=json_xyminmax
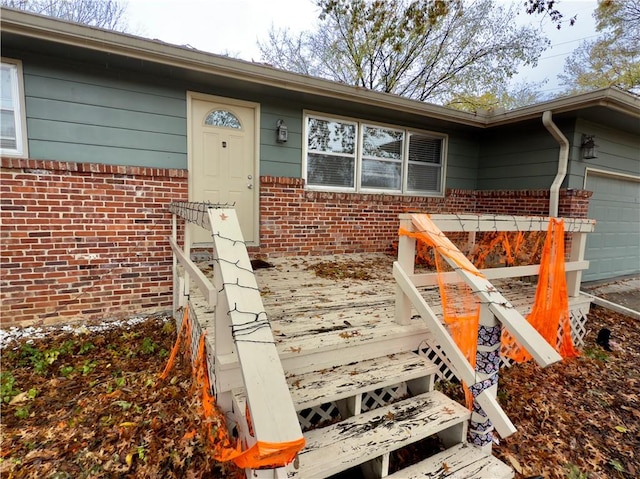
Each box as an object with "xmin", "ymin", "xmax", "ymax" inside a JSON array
[{"xmin": 189, "ymin": 93, "xmax": 259, "ymax": 244}]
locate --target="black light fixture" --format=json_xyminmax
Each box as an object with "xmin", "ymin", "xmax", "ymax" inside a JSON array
[
  {"xmin": 276, "ymin": 119, "xmax": 288, "ymax": 143},
  {"xmin": 580, "ymin": 134, "xmax": 597, "ymax": 159}
]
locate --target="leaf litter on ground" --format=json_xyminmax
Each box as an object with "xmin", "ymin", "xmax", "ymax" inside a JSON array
[
  {"xmin": 0, "ymin": 313, "xmax": 243, "ymax": 479},
  {"xmin": 1, "ymin": 305, "xmax": 638, "ymax": 478}
]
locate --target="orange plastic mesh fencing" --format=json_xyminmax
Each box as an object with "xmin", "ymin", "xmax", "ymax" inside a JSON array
[
  {"xmin": 471, "ymin": 231, "xmax": 544, "ymax": 270},
  {"xmin": 400, "ymin": 214, "xmax": 481, "ymax": 409},
  {"xmin": 159, "ymin": 306, "xmax": 192, "ymax": 381},
  {"xmin": 159, "ymin": 305, "xmax": 305, "ymax": 469},
  {"xmin": 407, "ymin": 214, "xmax": 485, "ymax": 277},
  {"xmin": 502, "ymin": 218, "xmax": 579, "ymax": 362}
]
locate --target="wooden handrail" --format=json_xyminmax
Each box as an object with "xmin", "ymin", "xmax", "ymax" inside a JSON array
[
  {"xmin": 207, "ymin": 208, "xmax": 303, "ymax": 447},
  {"xmin": 168, "ymin": 235, "xmax": 216, "ymax": 306},
  {"xmin": 168, "ymin": 202, "xmax": 303, "ymax": 461},
  {"xmin": 392, "ymin": 213, "xmax": 597, "ymax": 441},
  {"xmin": 393, "ymin": 262, "xmax": 517, "ymax": 438},
  {"xmin": 400, "ymin": 213, "xmax": 596, "ymax": 233},
  {"xmin": 409, "ymin": 214, "xmax": 562, "ymax": 368},
  {"xmin": 408, "ymin": 260, "xmax": 590, "ymax": 287}
]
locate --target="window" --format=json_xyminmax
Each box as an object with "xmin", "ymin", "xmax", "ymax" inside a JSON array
[
  {"xmin": 304, "ymin": 113, "xmax": 446, "ymax": 195},
  {"xmin": 204, "ymin": 109, "xmax": 242, "ymax": 129},
  {"xmin": 306, "ymin": 116, "xmax": 356, "ymax": 188},
  {"xmin": 1, "ymin": 59, "xmax": 28, "ymax": 157}
]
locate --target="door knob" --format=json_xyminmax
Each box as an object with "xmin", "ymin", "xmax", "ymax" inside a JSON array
[{"xmin": 247, "ymin": 184, "xmax": 253, "ymax": 189}]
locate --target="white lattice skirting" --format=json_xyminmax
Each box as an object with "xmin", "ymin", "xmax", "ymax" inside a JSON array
[{"xmin": 296, "ymin": 383, "xmax": 410, "ymax": 432}]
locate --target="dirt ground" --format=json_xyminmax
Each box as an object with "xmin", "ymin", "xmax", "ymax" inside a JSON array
[{"xmin": 1, "ymin": 305, "xmax": 638, "ymax": 479}]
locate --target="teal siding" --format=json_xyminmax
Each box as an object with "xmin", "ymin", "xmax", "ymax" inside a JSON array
[
  {"xmin": 477, "ymin": 121, "xmax": 575, "ymax": 190},
  {"xmin": 259, "ymin": 103, "xmax": 303, "ymax": 177},
  {"xmin": 447, "ymin": 136, "xmax": 479, "ymax": 190},
  {"xmin": 13, "ymin": 49, "xmax": 480, "ymax": 188},
  {"xmin": 567, "ymin": 119, "xmax": 640, "ymax": 190},
  {"xmin": 21, "ymin": 55, "xmax": 187, "ymax": 168}
]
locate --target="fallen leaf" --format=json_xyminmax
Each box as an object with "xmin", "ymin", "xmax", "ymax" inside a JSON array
[
  {"xmin": 504, "ymin": 453, "xmax": 524, "ymax": 474},
  {"xmin": 9, "ymin": 391, "xmax": 29, "ymax": 405}
]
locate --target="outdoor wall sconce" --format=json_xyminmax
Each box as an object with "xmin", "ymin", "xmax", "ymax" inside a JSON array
[
  {"xmin": 581, "ymin": 134, "xmax": 597, "ymax": 159},
  {"xmin": 276, "ymin": 119, "xmax": 288, "ymax": 143}
]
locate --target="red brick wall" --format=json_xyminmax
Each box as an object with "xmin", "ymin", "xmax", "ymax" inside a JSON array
[
  {"xmin": 474, "ymin": 189, "xmax": 592, "ymax": 218},
  {"xmin": 255, "ymin": 176, "xmax": 453, "ymax": 256},
  {"xmin": 1, "ymin": 167, "xmax": 592, "ymax": 326},
  {"xmin": 1, "ymin": 158, "xmax": 187, "ymax": 327},
  {"xmin": 254, "ymin": 177, "xmax": 593, "ymax": 257}
]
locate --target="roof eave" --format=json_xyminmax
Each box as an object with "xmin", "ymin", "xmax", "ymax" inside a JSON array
[
  {"xmin": 2, "ymin": 8, "xmax": 639, "ymax": 128},
  {"xmin": 0, "ymin": 7, "xmax": 489, "ymax": 128},
  {"xmin": 486, "ymin": 87, "xmax": 640, "ymax": 126}
]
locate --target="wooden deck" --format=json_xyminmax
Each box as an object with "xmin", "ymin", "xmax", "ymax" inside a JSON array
[
  {"xmin": 190, "ymin": 252, "xmax": 591, "ymax": 376},
  {"xmin": 170, "ymin": 206, "xmax": 595, "ymax": 478}
]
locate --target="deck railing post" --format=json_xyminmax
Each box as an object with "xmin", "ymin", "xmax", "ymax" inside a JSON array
[
  {"xmin": 469, "ymin": 303, "xmax": 501, "ymax": 454},
  {"xmin": 395, "ymin": 216, "xmax": 416, "ymax": 325},
  {"xmin": 183, "ymin": 218, "xmax": 192, "ymax": 301},
  {"xmin": 172, "ymin": 213, "xmax": 177, "ymax": 313},
  {"xmin": 566, "ymin": 231, "xmax": 588, "ymax": 297}
]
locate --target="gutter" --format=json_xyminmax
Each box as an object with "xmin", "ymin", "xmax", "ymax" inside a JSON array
[{"xmin": 542, "ymin": 111, "xmax": 569, "ymax": 218}]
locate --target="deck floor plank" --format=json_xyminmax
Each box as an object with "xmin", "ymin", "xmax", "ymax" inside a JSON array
[{"xmin": 188, "ymin": 253, "xmax": 590, "ymax": 367}]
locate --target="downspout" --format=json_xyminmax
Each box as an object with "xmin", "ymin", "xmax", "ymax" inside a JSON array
[{"xmin": 542, "ymin": 110, "xmax": 569, "ymax": 217}]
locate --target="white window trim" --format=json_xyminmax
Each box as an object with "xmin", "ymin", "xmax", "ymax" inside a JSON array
[
  {"xmin": 303, "ymin": 110, "xmax": 447, "ymax": 197},
  {"xmin": 1, "ymin": 58, "xmax": 28, "ymax": 158}
]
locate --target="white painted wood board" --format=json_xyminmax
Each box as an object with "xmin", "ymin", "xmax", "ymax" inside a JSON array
[
  {"xmin": 386, "ymin": 442, "xmax": 514, "ymax": 479},
  {"xmin": 208, "ymin": 208, "xmax": 302, "ymax": 445},
  {"xmin": 232, "ymin": 351, "xmax": 438, "ymax": 412},
  {"xmin": 169, "ymin": 236, "xmax": 216, "ymax": 305},
  {"xmin": 290, "ymin": 391, "xmax": 469, "ymax": 478},
  {"xmin": 398, "ymin": 213, "xmax": 596, "ymax": 233}
]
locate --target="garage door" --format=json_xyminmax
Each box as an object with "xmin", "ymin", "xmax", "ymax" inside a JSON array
[{"xmin": 584, "ymin": 171, "xmax": 640, "ymax": 281}]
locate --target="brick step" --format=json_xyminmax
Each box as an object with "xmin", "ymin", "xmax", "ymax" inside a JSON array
[
  {"xmin": 288, "ymin": 390, "xmax": 469, "ymax": 478},
  {"xmin": 233, "ymin": 351, "xmax": 437, "ymax": 413},
  {"xmin": 385, "ymin": 442, "xmax": 514, "ymax": 479}
]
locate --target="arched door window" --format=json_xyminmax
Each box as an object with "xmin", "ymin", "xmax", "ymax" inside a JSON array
[{"xmin": 204, "ymin": 110, "xmax": 242, "ymax": 129}]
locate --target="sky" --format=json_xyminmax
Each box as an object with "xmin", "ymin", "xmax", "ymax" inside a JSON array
[{"xmin": 125, "ymin": 0, "xmax": 599, "ymax": 97}]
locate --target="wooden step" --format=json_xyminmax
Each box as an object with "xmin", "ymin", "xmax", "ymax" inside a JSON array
[
  {"xmin": 216, "ymin": 320, "xmax": 433, "ymax": 392},
  {"xmin": 288, "ymin": 351, "xmax": 437, "ymax": 410},
  {"xmin": 288, "ymin": 390, "xmax": 469, "ymax": 478},
  {"xmin": 234, "ymin": 351, "xmax": 438, "ymax": 413},
  {"xmin": 385, "ymin": 442, "xmax": 514, "ymax": 479}
]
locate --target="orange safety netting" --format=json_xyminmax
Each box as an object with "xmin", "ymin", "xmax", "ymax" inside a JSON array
[
  {"xmin": 159, "ymin": 305, "xmax": 305, "ymax": 469},
  {"xmin": 399, "ymin": 214, "xmax": 580, "ymax": 406},
  {"xmin": 400, "ymin": 215, "xmax": 481, "ymax": 410},
  {"xmin": 502, "ymin": 218, "xmax": 580, "ymax": 362}
]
